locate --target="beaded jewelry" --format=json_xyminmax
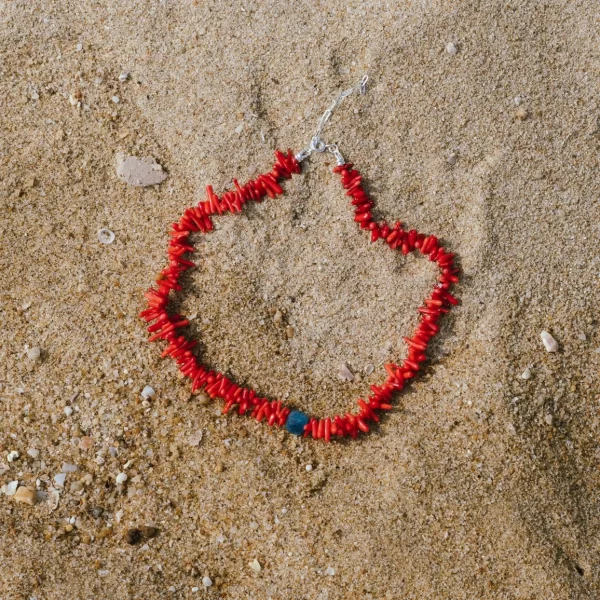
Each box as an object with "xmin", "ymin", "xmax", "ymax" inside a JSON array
[{"xmin": 140, "ymin": 76, "xmax": 460, "ymax": 442}]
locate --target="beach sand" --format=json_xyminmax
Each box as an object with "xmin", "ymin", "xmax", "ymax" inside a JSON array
[{"xmin": 1, "ymin": 1, "xmax": 599, "ymax": 598}]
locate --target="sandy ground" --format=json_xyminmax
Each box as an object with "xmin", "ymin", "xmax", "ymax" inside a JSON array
[{"xmin": 1, "ymin": 1, "xmax": 600, "ymax": 598}]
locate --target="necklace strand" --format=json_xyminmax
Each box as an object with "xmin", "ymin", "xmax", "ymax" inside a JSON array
[{"xmin": 140, "ymin": 150, "xmax": 459, "ymax": 442}]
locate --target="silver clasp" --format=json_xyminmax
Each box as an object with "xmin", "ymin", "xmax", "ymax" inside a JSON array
[{"xmin": 295, "ymin": 75, "xmax": 368, "ymax": 166}]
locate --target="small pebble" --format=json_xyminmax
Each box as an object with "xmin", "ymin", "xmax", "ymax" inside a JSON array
[
  {"xmin": 111, "ymin": 95, "xmax": 120, "ymax": 104},
  {"xmin": 540, "ymin": 330, "xmax": 559, "ymax": 352},
  {"xmin": 118, "ymin": 71, "xmax": 129, "ymax": 83},
  {"xmin": 249, "ymin": 521, "xmax": 259, "ymax": 530},
  {"xmin": 7, "ymin": 450, "xmax": 19, "ymax": 462},
  {"xmin": 339, "ymin": 364, "xmax": 354, "ymax": 381},
  {"xmin": 141, "ymin": 385, "xmax": 155, "ymax": 400},
  {"xmin": 286, "ymin": 326, "xmax": 295, "ymax": 339},
  {"xmin": 97, "ymin": 228, "xmax": 115, "ymax": 244},
  {"xmin": 214, "ymin": 462, "xmax": 224, "ymax": 474},
  {"xmin": 125, "ymin": 528, "xmax": 142, "ymax": 545},
  {"xmin": 30, "ymin": 91, "xmax": 39, "ymax": 101},
  {"xmin": 545, "ymin": 414, "xmax": 554, "ymax": 426},
  {"xmin": 5, "ymin": 481, "xmax": 18, "ymax": 496},
  {"xmin": 116, "ymin": 472, "xmax": 128, "ymax": 485},
  {"xmin": 447, "ymin": 153, "xmax": 457, "ymax": 165},
  {"xmin": 187, "ymin": 430, "xmax": 203, "ymax": 447},
  {"xmin": 191, "ymin": 587, "xmax": 199, "ymax": 593},
  {"xmin": 578, "ymin": 333, "xmax": 587, "ymax": 341},
  {"xmin": 273, "ymin": 309, "xmax": 282, "ymax": 325},
  {"xmin": 64, "ymin": 406, "xmax": 73, "ymax": 417},
  {"xmin": 520, "ymin": 367, "xmax": 531, "ymax": 380},
  {"xmin": 364, "ymin": 364, "xmax": 374, "ymax": 375},
  {"xmin": 196, "ymin": 392, "xmax": 210, "ymax": 405},
  {"xmin": 75, "ymin": 42, "xmax": 83, "ymax": 51},
  {"xmin": 61, "ymin": 462, "xmax": 78, "ymax": 473},
  {"xmin": 27, "ymin": 448, "xmax": 39, "ymax": 459},
  {"xmin": 53, "ymin": 473, "xmax": 66, "ymax": 487},
  {"xmin": 248, "ymin": 559, "xmax": 262, "ymax": 573},
  {"xmin": 305, "ymin": 464, "xmax": 313, "ymax": 472},
  {"xmin": 202, "ymin": 576, "xmax": 212, "ymax": 587},
  {"xmin": 325, "ymin": 566, "xmax": 336, "ymax": 576},
  {"xmin": 78, "ymin": 436, "xmax": 93, "ymax": 450},
  {"xmin": 446, "ymin": 42, "xmax": 458, "ymax": 55},
  {"xmin": 515, "ymin": 107, "xmax": 529, "ymax": 120},
  {"xmin": 26, "ymin": 346, "xmax": 41, "ymax": 361},
  {"xmin": 13, "ymin": 486, "xmax": 36, "ymax": 505}
]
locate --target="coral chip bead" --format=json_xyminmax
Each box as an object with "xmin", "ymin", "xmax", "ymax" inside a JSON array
[{"xmin": 286, "ymin": 410, "xmax": 310, "ymax": 436}]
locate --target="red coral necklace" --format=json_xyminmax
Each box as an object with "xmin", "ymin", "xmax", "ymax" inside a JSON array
[{"xmin": 140, "ymin": 76, "xmax": 460, "ymax": 442}]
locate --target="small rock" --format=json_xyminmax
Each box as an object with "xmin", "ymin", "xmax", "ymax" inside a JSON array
[
  {"xmin": 202, "ymin": 576, "xmax": 212, "ymax": 587},
  {"xmin": 248, "ymin": 559, "xmax": 262, "ymax": 573},
  {"xmin": 13, "ymin": 486, "xmax": 36, "ymax": 506},
  {"xmin": 111, "ymin": 95, "xmax": 120, "ymax": 104},
  {"xmin": 305, "ymin": 464, "xmax": 313, "ymax": 472},
  {"xmin": 70, "ymin": 481, "xmax": 84, "ymax": 493},
  {"xmin": 64, "ymin": 406, "xmax": 73, "ymax": 417},
  {"xmin": 214, "ymin": 462, "xmax": 224, "ymax": 474},
  {"xmin": 27, "ymin": 346, "xmax": 41, "ymax": 361},
  {"xmin": 515, "ymin": 107, "xmax": 529, "ymax": 120},
  {"xmin": 75, "ymin": 42, "xmax": 83, "ymax": 51},
  {"xmin": 61, "ymin": 463, "xmax": 78, "ymax": 473},
  {"xmin": 125, "ymin": 528, "xmax": 142, "ymax": 545},
  {"xmin": 78, "ymin": 436, "xmax": 93, "ymax": 450},
  {"xmin": 447, "ymin": 153, "xmax": 457, "ymax": 165},
  {"xmin": 187, "ymin": 430, "xmax": 203, "ymax": 446},
  {"xmin": 5, "ymin": 481, "xmax": 18, "ymax": 496},
  {"xmin": 196, "ymin": 392, "xmax": 210, "ymax": 405},
  {"xmin": 520, "ymin": 367, "xmax": 531, "ymax": 380},
  {"xmin": 27, "ymin": 448, "xmax": 39, "ymax": 459},
  {"xmin": 545, "ymin": 414, "xmax": 554, "ymax": 426},
  {"xmin": 118, "ymin": 71, "xmax": 129, "ymax": 83},
  {"xmin": 139, "ymin": 525, "xmax": 159, "ymax": 540},
  {"xmin": 116, "ymin": 153, "xmax": 167, "ymax": 187},
  {"xmin": 578, "ymin": 333, "xmax": 587, "ymax": 341},
  {"xmin": 540, "ymin": 331, "xmax": 559, "ymax": 352},
  {"xmin": 7, "ymin": 450, "xmax": 19, "ymax": 462},
  {"xmin": 286, "ymin": 326, "xmax": 295, "ymax": 339},
  {"xmin": 273, "ymin": 310, "xmax": 282, "ymax": 325},
  {"xmin": 446, "ymin": 42, "xmax": 458, "ymax": 55},
  {"xmin": 141, "ymin": 385, "xmax": 155, "ymax": 400},
  {"xmin": 325, "ymin": 566, "xmax": 336, "ymax": 576},
  {"xmin": 364, "ymin": 364, "xmax": 374, "ymax": 375},
  {"xmin": 116, "ymin": 472, "xmax": 128, "ymax": 485},
  {"xmin": 53, "ymin": 473, "xmax": 66, "ymax": 487},
  {"xmin": 338, "ymin": 364, "xmax": 354, "ymax": 381}
]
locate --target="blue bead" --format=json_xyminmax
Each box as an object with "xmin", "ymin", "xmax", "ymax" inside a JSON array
[{"xmin": 286, "ymin": 410, "xmax": 310, "ymax": 436}]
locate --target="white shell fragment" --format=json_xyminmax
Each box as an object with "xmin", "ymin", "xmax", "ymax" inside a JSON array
[
  {"xmin": 540, "ymin": 331, "xmax": 559, "ymax": 353},
  {"xmin": 116, "ymin": 153, "xmax": 168, "ymax": 187},
  {"xmin": 5, "ymin": 481, "xmax": 19, "ymax": 496},
  {"xmin": 27, "ymin": 346, "xmax": 41, "ymax": 361},
  {"xmin": 248, "ymin": 559, "xmax": 262, "ymax": 573},
  {"xmin": 338, "ymin": 364, "xmax": 354, "ymax": 381},
  {"xmin": 116, "ymin": 472, "xmax": 128, "ymax": 485},
  {"xmin": 520, "ymin": 367, "xmax": 531, "ymax": 380},
  {"xmin": 141, "ymin": 385, "xmax": 155, "ymax": 400},
  {"xmin": 97, "ymin": 228, "xmax": 115, "ymax": 244},
  {"xmin": 53, "ymin": 473, "xmax": 66, "ymax": 487}
]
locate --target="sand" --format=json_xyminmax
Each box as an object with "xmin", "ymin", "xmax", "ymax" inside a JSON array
[{"xmin": 1, "ymin": 1, "xmax": 599, "ymax": 598}]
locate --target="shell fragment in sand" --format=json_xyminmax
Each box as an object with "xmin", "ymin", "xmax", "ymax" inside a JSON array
[
  {"xmin": 116, "ymin": 153, "xmax": 167, "ymax": 187},
  {"xmin": 540, "ymin": 331, "xmax": 558, "ymax": 353}
]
